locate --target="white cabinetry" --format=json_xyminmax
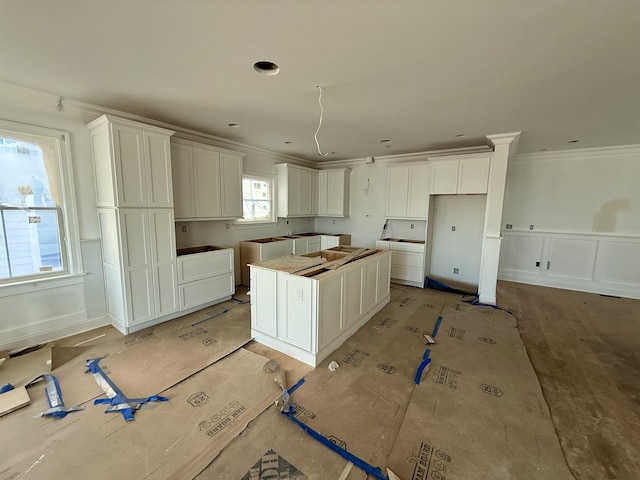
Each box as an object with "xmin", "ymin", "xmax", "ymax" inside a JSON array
[
  {"xmin": 177, "ymin": 248, "xmax": 234, "ymax": 310},
  {"xmin": 376, "ymin": 239, "xmax": 426, "ymax": 288},
  {"xmin": 170, "ymin": 139, "xmax": 244, "ymax": 220},
  {"xmin": 431, "ymin": 156, "xmax": 490, "ymax": 194},
  {"xmin": 386, "ymin": 164, "xmax": 430, "ymax": 218},
  {"xmin": 89, "ymin": 115, "xmax": 179, "ymax": 334},
  {"xmin": 276, "ymin": 164, "xmax": 318, "ymax": 217},
  {"xmin": 250, "ymin": 250, "xmax": 392, "ymax": 366},
  {"xmin": 90, "ymin": 115, "xmax": 173, "ymax": 208},
  {"xmin": 239, "ymin": 237, "xmax": 295, "ymax": 286},
  {"xmin": 317, "ymin": 168, "xmax": 351, "ymax": 217}
]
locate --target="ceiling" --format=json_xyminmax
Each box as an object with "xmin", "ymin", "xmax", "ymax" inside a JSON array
[{"xmin": 1, "ymin": 0, "xmax": 639, "ymax": 162}]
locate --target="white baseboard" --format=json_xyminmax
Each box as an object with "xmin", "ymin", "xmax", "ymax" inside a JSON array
[{"xmin": 1, "ymin": 313, "xmax": 110, "ymax": 352}]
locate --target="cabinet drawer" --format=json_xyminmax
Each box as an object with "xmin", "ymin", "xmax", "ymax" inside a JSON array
[
  {"xmin": 177, "ymin": 250, "xmax": 233, "ymax": 284},
  {"xmin": 179, "ymin": 273, "xmax": 234, "ymax": 310},
  {"xmin": 391, "ymin": 251, "xmax": 424, "ymax": 267},
  {"xmin": 391, "ymin": 265, "xmax": 423, "ymax": 283},
  {"xmin": 389, "ymin": 241, "xmax": 425, "ymax": 253}
]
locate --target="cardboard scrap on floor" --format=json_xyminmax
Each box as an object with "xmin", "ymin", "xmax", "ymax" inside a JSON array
[{"xmin": 0, "ymin": 348, "xmax": 281, "ymax": 480}]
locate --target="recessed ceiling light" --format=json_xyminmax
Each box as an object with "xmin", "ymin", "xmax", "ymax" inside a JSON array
[
  {"xmin": 380, "ymin": 139, "xmax": 392, "ymax": 144},
  {"xmin": 568, "ymin": 140, "xmax": 580, "ymax": 143},
  {"xmin": 253, "ymin": 61, "xmax": 279, "ymax": 75},
  {"xmin": 539, "ymin": 148, "xmax": 547, "ymax": 151},
  {"xmin": 385, "ymin": 145, "xmax": 392, "ymax": 148},
  {"xmin": 284, "ymin": 141, "xmax": 292, "ymax": 144},
  {"xmin": 455, "ymin": 133, "xmax": 467, "ymax": 138},
  {"xmin": 228, "ymin": 123, "xmax": 240, "ymax": 128}
]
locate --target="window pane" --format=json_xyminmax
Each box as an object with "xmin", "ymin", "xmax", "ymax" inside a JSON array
[
  {"xmin": 241, "ymin": 176, "xmax": 273, "ymax": 222},
  {"xmin": 2, "ymin": 209, "xmax": 63, "ymax": 279}
]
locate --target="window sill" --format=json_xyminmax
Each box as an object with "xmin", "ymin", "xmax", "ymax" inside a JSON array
[{"xmin": 0, "ymin": 272, "xmax": 86, "ymax": 298}]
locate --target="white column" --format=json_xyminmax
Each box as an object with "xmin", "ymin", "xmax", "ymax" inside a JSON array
[{"xmin": 478, "ymin": 132, "xmax": 521, "ymax": 304}]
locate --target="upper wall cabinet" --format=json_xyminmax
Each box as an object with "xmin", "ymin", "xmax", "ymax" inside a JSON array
[
  {"xmin": 276, "ymin": 163, "xmax": 319, "ymax": 217},
  {"xmin": 431, "ymin": 156, "xmax": 491, "ymax": 195},
  {"xmin": 89, "ymin": 114, "xmax": 174, "ymax": 208},
  {"xmin": 386, "ymin": 163, "xmax": 431, "ymax": 219},
  {"xmin": 170, "ymin": 139, "xmax": 244, "ymax": 221},
  {"xmin": 318, "ymin": 168, "xmax": 351, "ymax": 217}
]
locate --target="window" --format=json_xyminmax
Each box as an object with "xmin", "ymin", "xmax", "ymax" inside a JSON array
[
  {"xmin": 238, "ymin": 174, "xmax": 275, "ymax": 223},
  {"xmin": 0, "ymin": 121, "xmax": 81, "ymax": 284}
]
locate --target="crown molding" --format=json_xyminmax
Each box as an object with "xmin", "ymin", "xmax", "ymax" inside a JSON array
[
  {"xmin": 512, "ymin": 143, "xmax": 640, "ymax": 163},
  {"xmin": 0, "ymin": 81, "xmax": 314, "ymax": 167},
  {"xmin": 316, "ymin": 145, "xmax": 493, "ymax": 169}
]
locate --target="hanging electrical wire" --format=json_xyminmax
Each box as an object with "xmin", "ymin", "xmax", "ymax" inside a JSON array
[{"xmin": 314, "ymin": 85, "xmax": 329, "ymax": 157}]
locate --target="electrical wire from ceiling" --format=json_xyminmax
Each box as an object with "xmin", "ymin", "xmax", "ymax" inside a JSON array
[{"xmin": 314, "ymin": 85, "xmax": 329, "ymax": 157}]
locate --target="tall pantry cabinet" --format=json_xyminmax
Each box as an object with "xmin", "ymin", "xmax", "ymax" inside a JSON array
[{"xmin": 88, "ymin": 114, "xmax": 179, "ymax": 334}]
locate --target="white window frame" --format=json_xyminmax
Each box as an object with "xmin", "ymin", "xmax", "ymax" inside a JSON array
[
  {"xmin": 236, "ymin": 172, "xmax": 277, "ymax": 226},
  {"xmin": 0, "ymin": 120, "xmax": 83, "ymax": 287}
]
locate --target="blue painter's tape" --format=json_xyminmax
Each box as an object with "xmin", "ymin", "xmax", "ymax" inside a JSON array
[
  {"xmin": 191, "ymin": 308, "xmax": 229, "ymax": 326},
  {"xmin": 282, "ymin": 411, "xmax": 389, "ymax": 480},
  {"xmin": 0, "ymin": 383, "xmax": 14, "ymax": 394},
  {"xmin": 432, "ymin": 316, "xmax": 443, "ymax": 337},
  {"xmin": 468, "ymin": 296, "xmax": 513, "ymax": 314},
  {"xmin": 287, "ymin": 377, "xmax": 306, "ymax": 395},
  {"xmin": 231, "ymin": 297, "xmax": 250, "ymax": 304},
  {"xmin": 414, "ymin": 348, "xmax": 432, "ymax": 385}
]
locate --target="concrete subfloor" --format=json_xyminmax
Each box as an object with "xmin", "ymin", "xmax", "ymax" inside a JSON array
[{"xmin": 498, "ymin": 281, "xmax": 640, "ymax": 480}]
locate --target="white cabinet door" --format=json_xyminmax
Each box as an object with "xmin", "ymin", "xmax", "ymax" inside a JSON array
[
  {"xmin": 144, "ymin": 131, "xmax": 173, "ymax": 208},
  {"xmin": 279, "ymin": 275, "xmax": 313, "ymax": 350},
  {"xmin": 407, "ymin": 164, "xmax": 430, "ymax": 218},
  {"xmin": 386, "ymin": 166, "xmax": 410, "ymax": 217},
  {"xmin": 112, "ymin": 124, "xmax": 147, "ymax": 207},
  {"xmin": 317, "ymin": 274, "xmax": 344, "ymax": 350},
  {"xmin": 307, "ymin": 237, "xmax": 321, "ymax": 253},
  {"xmin": 119, "ymin": 209, "xmax": 154, "ymax": 325},
  {"xmin": 149, "ymin": 209, "xmax": 179, "ymax": 317},
  {"xmin": 170, "ymin": 142, "xmax": 195, "ymax": 219},
  {"xmin": 458, "ymin": 157, "xmax": 490, "ymax": 194},
  {"xmin": 386, "ymin": 164, "xmax": 428, "ymax": 218},
  {"xmin": 220, "ymin": 153, "xmax": 243, "ymax": 218},
  {"xmin": 193, "ymin": 146, "xmax": 222, "ymax": 217},
  {"xmin": 343, "ymin": 266, "xmax": 363, "ymax": 327},
  {"xmin": 431, "ymin": 161, "xmax": 459, "ymax": 194},
  {"xmin": 317, "ymin": 171, "xmax": 329, "ymax": 216},
  {"xmin": 251, "ymin": 268, "xmax": 278, "ymax": 336},
  {"xmin": 180, "ymin": 274, "xmax": 234, "ymax": 310},
  {"xmin": 298, "ymin": 169, "xmax": 313, "ymax": 215},
  {"xmin": 362, "ymin": 260, "xmax": 378, "ymax": 313}
]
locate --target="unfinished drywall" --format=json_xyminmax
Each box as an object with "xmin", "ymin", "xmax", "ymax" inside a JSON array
[
  {"xmin": 503, "ymin": 146, "xmax": 639, "ymax": 235},
  {"xmin": 429, "ymin": 194, "xmax": 487, "ymax": 288}
]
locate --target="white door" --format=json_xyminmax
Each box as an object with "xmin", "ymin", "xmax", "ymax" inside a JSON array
[
  {"xmin": 113, "ymin": 124, "xmax": 147, "ymax": 207},
  {"xmin": 144, "ymin": 131, "xmax": 173, "ymax": 207}
]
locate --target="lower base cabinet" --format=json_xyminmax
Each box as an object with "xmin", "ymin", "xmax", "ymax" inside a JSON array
[
  {"xmin": 376, "ymin": 239, "xmax": 426, "ymax": 288},
  {"xmin": 177, "ymin": 247, "xmax": 235, "ymax": 310},
  {"xmin": 250, "ymin": 250, "xmax": 392, "ymax": 366}
]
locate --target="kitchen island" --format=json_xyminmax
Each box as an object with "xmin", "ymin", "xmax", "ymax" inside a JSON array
[{"xmin": 249, "ymin": 247, "xmax": 391, "ymax": 367}]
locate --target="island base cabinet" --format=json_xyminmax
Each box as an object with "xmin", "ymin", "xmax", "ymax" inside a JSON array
[{"xmin": 250, "ymin": 250, "xmax": 391, "ymax": 366}]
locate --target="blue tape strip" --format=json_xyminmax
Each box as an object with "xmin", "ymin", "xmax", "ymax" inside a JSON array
[
  {"xmin": 0, "ymin": 383, "xmax": 14, "ymax": 394},
  {"xmin": 191, "ymin": 308, "xmax": 229, "ymax": 326},
  {"xmin": 282, "ymin": 411, "xmax": 389, "ymax": 480},
  {"xmin": 414, "ymin": 348, "xmax": 432, "ymax": 385},
  {"xmin": 432, "ymin": 316, "xmax": 443, "ymax": 337},
  {"xmin": 424, "ymin": 277, "xmax": 475, "ymax": 295},
  {"xmin": 287, "ymin": 377, "xmax": 306, "ymax": 395},
  {"xmin": 231, "ymin": 297, "xmax": 250, "ymax": 304},
  {"xmin": 467, "ymin": 296, "xmax": 513, "ymax": 314},
  {"xmin": 86, "ymin": 358, "xmax": 167, "ymax": 421}
]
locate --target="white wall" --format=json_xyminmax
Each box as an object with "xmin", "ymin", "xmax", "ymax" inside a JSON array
[
  {"xmin": 503, "ymin": 146, "xmax": 639, "ymax": 235},
  {"xmin": 499, "ymin": 145, "xmax": 640, "ymax": 299}
]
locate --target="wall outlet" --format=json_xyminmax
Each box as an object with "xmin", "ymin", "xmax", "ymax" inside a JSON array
[
  {"xmin": 332, "ymin": 219, "xmax": 336, "ymax": 224},
  {"xmin": 506, "ymin": 224, "xmax": 512, "ymax": 229},
  {"xmin": 529, "ymin": 224, "xmax": 534, "ymax": 230},
  {"xmin": 225, "ymin": 223, "xmax": 230, "ymax": 229},
  {"xmin": 181, "ymin": 225, "xmax": 187, "ymax": 233},
  {"xmin": 451, "ymin": 226, "xmax": 456, "ymax": 231},
  {"xmin": 453, "ymin": 268, "xmax": 459, "ymax": 274},
  {"xmin": 410, "ymin": 224, "xmax": 414, "ymax": 229},
  {"xmin": 535, "ymin": 261, "xmax": 541, "ymax": 267}
]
